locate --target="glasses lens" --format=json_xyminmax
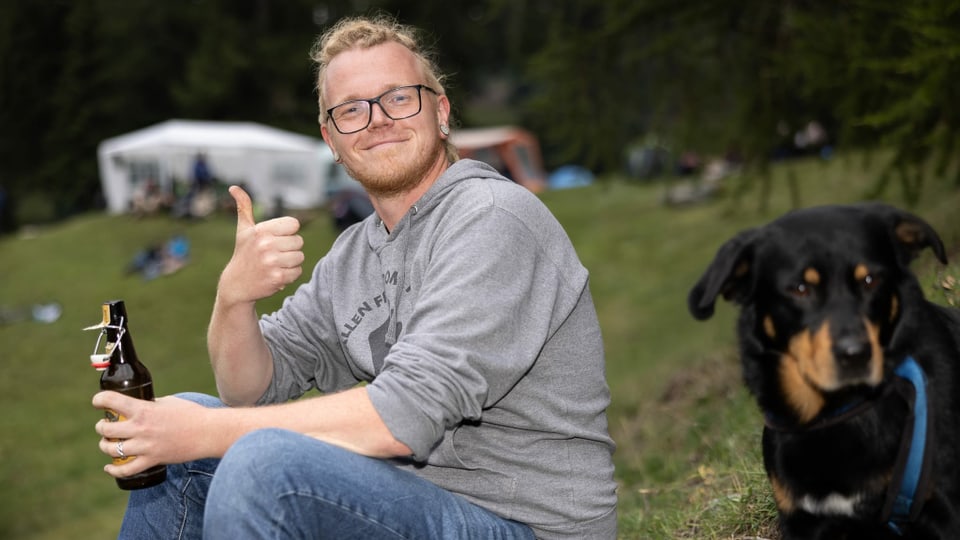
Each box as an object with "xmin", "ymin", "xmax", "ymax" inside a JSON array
[
  {"xmin": 379, "ymin": 86, "xmax": 423, "ymax": 120},
  {"xmin": 331, "ymin": 101, "xmax": 371, "ymax": 134},
  {"xmin": 330, "ymin": 86, "xmax": 425, "ymax": 134}
]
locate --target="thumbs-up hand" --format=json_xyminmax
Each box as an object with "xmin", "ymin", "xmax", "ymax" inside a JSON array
[{"xmin": 218, "ymin": 186, "xmax": 305, "ymax": 305}]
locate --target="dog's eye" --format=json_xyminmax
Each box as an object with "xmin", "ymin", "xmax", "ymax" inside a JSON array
[
  {"xmin": 790, "ymin": 283, "xmax": 811, "ymax": 297},
  {"xmin": 862, "ymin": 273, "xmax": 878, "ymax": 291}
]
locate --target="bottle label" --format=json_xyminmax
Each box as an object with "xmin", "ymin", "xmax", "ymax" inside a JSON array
[
  {"xmin": 104, "ymin": 380, "xmax": 153, "ymax": 466},
  {"xmin": 103, "ymin": 420, "xmax": 137, "ymax": 465},
  {"xmin": 105, "ymin": 410, "xmax": 134, "ymax": 465}
]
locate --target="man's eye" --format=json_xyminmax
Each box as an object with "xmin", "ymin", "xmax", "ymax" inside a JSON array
[{"xmin": 335, "ymin": 104, "xmax": 364, "ymax": 119}]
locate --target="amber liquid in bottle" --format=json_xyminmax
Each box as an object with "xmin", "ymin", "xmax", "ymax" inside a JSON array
[{"xmin": 99, "ymin": 300, "xmax": 167, "ymax": 490}]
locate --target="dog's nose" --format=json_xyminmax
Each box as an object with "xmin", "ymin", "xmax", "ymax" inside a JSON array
[{"xmin": 834, "ymin": 335, "xmax": 872, "ymax": 374}]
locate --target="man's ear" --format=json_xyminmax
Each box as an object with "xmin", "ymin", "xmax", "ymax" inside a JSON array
[
  {"xmin": 688, "ymin": 229, "xmax": 759, "ymax": 320},
  {"xmin": 436, "ymin": 93, "xmax": 451, "ymax": 134},
  {"xmin": 320, "ymin": 122, "xmax": 333, "ymax": 148},
  {"xmin": 319, "ymin": 126, "xmax": 341, "ymax": 163}
]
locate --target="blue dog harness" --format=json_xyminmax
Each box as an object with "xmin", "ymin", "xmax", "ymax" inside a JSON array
[{"xmin": 884, "ymin": 356, "xmax": 933, "ymax": 535}]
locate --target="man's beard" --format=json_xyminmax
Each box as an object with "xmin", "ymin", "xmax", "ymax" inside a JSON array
[{"xmin": 345, "ymin": 136, "xmax": 445, "ymax": 199}]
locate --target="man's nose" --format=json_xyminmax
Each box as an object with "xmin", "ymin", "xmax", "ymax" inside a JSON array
[{"xmin": 368, "ymin": 102, "xmax": 392, "ymax": 127}]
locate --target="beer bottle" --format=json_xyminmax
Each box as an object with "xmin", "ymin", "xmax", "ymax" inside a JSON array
[{"xmin": 91, "ymin": 299, "xmax": 167, "ymax": 490}]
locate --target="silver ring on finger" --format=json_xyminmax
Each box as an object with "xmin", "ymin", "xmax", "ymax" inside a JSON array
[{"xmin": 116, "ymin": 440, "xmax": 126, "ymax": 459}]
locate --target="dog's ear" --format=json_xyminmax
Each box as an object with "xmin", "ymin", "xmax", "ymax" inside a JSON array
[
  {"xmin": 688, "ymin": 229, "xmax": 759, "ymax": 320},
  {"xmin": 869, "ymin": 203, "xmax": 947, "ymax": 265}
]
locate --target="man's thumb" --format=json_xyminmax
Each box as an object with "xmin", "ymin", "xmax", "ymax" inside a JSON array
[{"xmin": 229, "ymin": 185, "xmax": 256, "ymax": 230}]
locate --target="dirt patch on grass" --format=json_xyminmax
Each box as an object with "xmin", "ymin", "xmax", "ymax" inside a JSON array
[{"xmin": 656, "ymin": 352, "xmax": 743, "ymax": 407}]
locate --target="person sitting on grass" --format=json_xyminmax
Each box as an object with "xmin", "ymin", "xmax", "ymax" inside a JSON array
[{"xmin": 93, "ymin": 13, "xmax": 617, "ymax": 539}]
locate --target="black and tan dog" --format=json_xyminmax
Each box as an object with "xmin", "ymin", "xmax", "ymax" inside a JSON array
[{"xmin": 688, "ymin": 203, "xmax": 960, "ymax": 539}]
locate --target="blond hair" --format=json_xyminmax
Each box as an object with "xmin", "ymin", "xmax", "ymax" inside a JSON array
[{"xmin": 311, "ymin": 14, "xmax": 457, "ymax": 163}]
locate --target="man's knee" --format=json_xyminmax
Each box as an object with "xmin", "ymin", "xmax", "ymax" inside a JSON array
[
  {"xmin": 210, "ymin": 429, "xmax": 309, "ymax": 495},
  {"xmin": 205, "ymin": 429, "xmax": 324, "ymax": 531},
  {"xmin": 218, "ymin": 428, "xmax": 295, "ymax": 470},
  {"xmin": 209, "ymin": 429, "xmax": 369, "ymax": 506},
  {"xmin": 174, "ymin": 392, "xmax": 225, "ymax": 409}
]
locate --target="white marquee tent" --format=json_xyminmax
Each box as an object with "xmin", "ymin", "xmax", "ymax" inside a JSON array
[{"xmin": 97, "ymin": 119, "xmax": 342, "ymax": 214}]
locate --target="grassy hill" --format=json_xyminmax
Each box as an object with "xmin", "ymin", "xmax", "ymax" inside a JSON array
[{"xmin": 2, "ymin": 152, "xmax": 959, "ymax": 539}]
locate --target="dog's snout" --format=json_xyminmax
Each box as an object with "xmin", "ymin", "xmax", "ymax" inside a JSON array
[{"xmin": 833, "ymin": 335, "xmax": 872, "ymax": 372}]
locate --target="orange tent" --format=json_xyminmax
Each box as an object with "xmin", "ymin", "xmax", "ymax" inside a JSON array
[{"xmin": 450, "ymin": 127, "xmax": 548, "ymax": 193}]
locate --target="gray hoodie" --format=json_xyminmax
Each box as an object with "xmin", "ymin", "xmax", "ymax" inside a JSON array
[{"xmin": 257, "ymin": 159, "xmax": 617, "ymax": 539}]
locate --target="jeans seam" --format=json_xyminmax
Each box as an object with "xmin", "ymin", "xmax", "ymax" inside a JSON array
[
  {"xmin": 276, "ymin": 490, "xmax": 409, "ymax": 539},
  {"xmin": 179, "ymin": 468, "xmax": 215, "ymax": 540}
]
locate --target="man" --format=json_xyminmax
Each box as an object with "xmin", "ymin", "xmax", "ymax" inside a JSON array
[{"xmin": 93, "ymin": 14, "xmax": 617, "ymax": 539}]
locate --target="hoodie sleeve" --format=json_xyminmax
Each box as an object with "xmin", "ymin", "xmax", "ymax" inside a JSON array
[{"xmin": 366, "ymin": 184, "xmax": 588, "ymax": 460}]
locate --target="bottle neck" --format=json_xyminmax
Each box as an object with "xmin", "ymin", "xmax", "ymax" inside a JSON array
[{"xmin": 105, "ymin": 322, "xmax": 138, "ymax": 364}]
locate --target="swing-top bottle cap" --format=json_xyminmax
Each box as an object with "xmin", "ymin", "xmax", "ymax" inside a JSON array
[
  {"xmin": 84, "ymin": 302, "xmax": 112, "ymax": 331},
  {"xmin": 90, "ymin": 353, "xmax": 111, "ymax": 371},
  {"xmin": 85, "ymin": 301, "xmax": 123, "ymax": 371}
]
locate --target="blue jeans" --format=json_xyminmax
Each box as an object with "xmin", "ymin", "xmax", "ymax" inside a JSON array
[{"xmin": 118, "ymin": 393, "xmax": 535, "ymax": 539}]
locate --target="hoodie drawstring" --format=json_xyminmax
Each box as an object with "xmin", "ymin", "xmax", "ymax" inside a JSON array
[{"xmin": 384, "ymin": 204, "xmax": 417, "ymax": 346}]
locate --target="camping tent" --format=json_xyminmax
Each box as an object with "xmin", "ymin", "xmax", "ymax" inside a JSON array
[
  {"xmin": 450, "ymin": 127, "xmax": 548, "ymax": 193},
  {"xmin": 97, "ymin": 119, "xmax": 339, "ymax": 214}
]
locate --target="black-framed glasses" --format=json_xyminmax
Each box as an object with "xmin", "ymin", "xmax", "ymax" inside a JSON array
[{"xmin": 326, "ymin": 84, "xmax": 438, "ymax": 135}]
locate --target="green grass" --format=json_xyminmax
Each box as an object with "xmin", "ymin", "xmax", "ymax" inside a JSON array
[{"xmin": 2, "ymin": 152, "xmax": 960, "ymax": 539}]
